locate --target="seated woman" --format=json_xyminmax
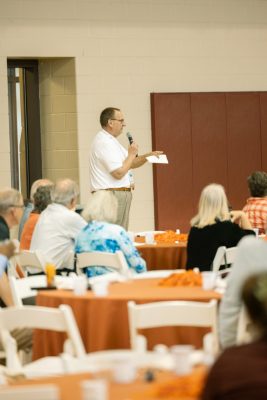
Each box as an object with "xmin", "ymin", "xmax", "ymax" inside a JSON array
[
  {"xmin": 202, "ymin": 273, "xmax": 267, "ymax": 400},
  {"xmin": 186, "ymin": 183, "xmax": 254, "ymax": 272},
  {"xmin": 75, "ymin": 190, "xmax": 146, "ymax": 277},
  {"xmin": 20, "ymin": 185, "xmax": 53, "ymax": 250}
]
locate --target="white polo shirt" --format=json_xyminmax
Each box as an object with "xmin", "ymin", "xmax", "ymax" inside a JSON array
[
  {"xmin": 30, "ymin": 203, "xmax": 87, "ymax": 270},
  {"xmin": 89, "ymin": 129, "xmax": 131, "ymax": 191}
]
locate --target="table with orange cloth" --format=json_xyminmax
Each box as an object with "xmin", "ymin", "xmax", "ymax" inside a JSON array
[
  {"xmin": 136, "ymin": 242, "xmax": 187, "ymax": 270},
  {"xmin": 33, "ymin": 278, "xmax": 221, "ymax": 360},
  {"xmin": 4, "ymin": 366, "xmax": 207, "ymax": 400}
]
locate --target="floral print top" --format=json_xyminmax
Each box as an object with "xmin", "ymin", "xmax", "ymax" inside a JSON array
[{"xmin": 75, "ymin": 220, "xmax": 146, "ymax": 277}]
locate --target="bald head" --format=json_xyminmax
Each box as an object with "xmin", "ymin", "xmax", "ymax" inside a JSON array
[{"xmin": 51, "ymin": 179, "xmax": 79, "ymax": 208}]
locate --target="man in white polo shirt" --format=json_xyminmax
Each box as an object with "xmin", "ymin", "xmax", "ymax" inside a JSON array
[
  {"xmin": 89, "ymin": 107, "xmax": 162, "ymax": 230},
  {"xmin": 31, "ymin": 179, "xmax": 86, "ymax": 272}
]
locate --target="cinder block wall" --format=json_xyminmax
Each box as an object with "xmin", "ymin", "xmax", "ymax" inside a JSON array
[
  {"xmin": 1, "ymin": 1, "xmax": 267, "ymax": 230},
  {"xmin": 39, "ymin": 58, "xmax": 79, "ymax": 183}
]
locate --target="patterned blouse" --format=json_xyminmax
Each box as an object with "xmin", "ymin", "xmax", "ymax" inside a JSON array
[
  {"xmin": 243, "ymin": 197, "xmax": 267, "ymax": 234},
  {"xmin": 75, "ymin": 220, "xmax": 146, "ymax": 277}
]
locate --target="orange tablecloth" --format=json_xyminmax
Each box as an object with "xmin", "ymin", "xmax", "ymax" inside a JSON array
[
  {"xmin": 33, "ymin": 279, "xmax": 221, "ymax": 360},
  {"xmin": 136, "ymin": 242, "xmax": 187, "ymax": 270},
  {"xmin": 5, "ymin": 367, "xmax": 207, "ymax": 400}
]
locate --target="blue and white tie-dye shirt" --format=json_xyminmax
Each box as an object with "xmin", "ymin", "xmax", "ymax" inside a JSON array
[{"xmin": 75, "ymin": 220, "xmax": 146, "ymax": 277}]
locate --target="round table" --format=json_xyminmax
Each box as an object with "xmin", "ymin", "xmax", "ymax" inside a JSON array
[{"xmin": 33, "ymin": 278, "xmax": 221, "ymax": 359}]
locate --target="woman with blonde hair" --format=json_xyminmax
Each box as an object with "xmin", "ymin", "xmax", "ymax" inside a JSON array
[
  {"xmin": 75, "ymin": 190, "xmax": 146, "ymax": 277},
  {"xmin": 186, "ymin": 183, "xmax": 254, "ymax": 271}
]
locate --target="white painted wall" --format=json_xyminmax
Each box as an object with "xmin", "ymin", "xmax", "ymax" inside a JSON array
[{"xmin": 1, "ymin": 0, "xmax": 267, "ymax": 230}]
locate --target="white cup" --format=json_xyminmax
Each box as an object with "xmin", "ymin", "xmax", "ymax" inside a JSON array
[
  {"xmin": 73, "ymin": 276, "xmax": 88, "ymax": 296},
  {"xmin": 80, "ymin": 379, "xmax": 108, "ymax": 400},
  {"xmin": 92, "ymin": 280, "xmax": 109, "ymax": 297},
  {"xmin": 145, "ymin": 232, "xmax": 154, "ymax": 244},
  {"xmin": 171, "ymin": 345, "xmax": 194, "ymax": 375},
  {"xmin": 202, "ymin": 271, "xmax": 216, "ymax": 290},
  {"xmin": 253, "ymin": 228, "xmax": 259, "ymax": 238},
  {"xmin": 112, "ymin": 355, "xmax": 137, "ymax": 383}
]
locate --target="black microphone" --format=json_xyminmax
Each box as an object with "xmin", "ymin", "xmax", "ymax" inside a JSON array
[
  {"xmin": 126, "ymin": 132, "xmax": 134, "ymax": 145},
  {"xmin": 126, "ymin": 132, "xmax": 138, "ymax": 157}
]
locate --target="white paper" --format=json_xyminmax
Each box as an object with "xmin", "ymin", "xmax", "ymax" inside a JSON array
[{"xmin": 146, "ymin": 154, "xmax": 168, "ymax": 164}]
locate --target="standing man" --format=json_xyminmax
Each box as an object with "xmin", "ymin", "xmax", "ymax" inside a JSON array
[{"xmin": 89, "ymin": 107, "xmax": 162, "ymax": 230}]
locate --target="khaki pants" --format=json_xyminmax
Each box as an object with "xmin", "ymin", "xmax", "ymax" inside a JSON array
[{"xmin": 112, "ymin": 191, "xmax": 132, "ymax": 230}]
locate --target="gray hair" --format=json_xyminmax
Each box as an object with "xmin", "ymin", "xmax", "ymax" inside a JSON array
[
  {"xmin": 82, "ymin": 190, "xmax": 118, "ymax": 223},
  {"xmin": 0, "ymin": 188, "xmax": 23, "ymax": 214},
  {"xmin": 30, "ymin": 178, "xmax": 53, "ymax": 201},
  {"xmin": 51, "ymin": 179, "xmax": 79, "ymax": 206},
  {"xmin": 191, "ymin": 183, "xmax": 230, "ymax": 228}
]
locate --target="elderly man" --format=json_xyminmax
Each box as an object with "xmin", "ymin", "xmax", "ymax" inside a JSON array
[
  {"xmin": 0, "ymin": 189, "xmax": 32, "ymax": 354},
  {"xmin": 18, "ymin": 178, "xmax": 53, "ymax": 239},
  {"xmin": 30, "ymin": 179, "xmax": 86, "ymax": 271},
  {"xmin": 89, "ymin": 107, "xmax": 162, "ymax": 230},
  {"xmin": 0, "ymin": 188, "xmax": 24, "ymax": 241},
  {"xmin": 0, "ymin": 188, "xmax": 25, "ymax": 303}
]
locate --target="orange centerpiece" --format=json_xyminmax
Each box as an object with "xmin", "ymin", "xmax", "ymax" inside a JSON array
[
  {"xmin": 154, "ymin": 230, "xmax": 188, "ymax": 244},
  {"xmin": 159, "ymin": 270, "xmax": 202, "ymax": 287}
]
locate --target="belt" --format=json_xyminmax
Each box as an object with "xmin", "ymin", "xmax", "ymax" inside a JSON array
[
  {"xmin": 91, "ymin": 187, "xmax": 131, "ymax": 193},
  {"xmin": 106, "ymin": 187, "xmax": 131, "ymax": 192}
]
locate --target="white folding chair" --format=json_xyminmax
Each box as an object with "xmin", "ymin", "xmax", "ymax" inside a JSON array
[
  {"xmin": 212, "ymin": 246, "xmax": 237, "ymax": 273},
  {"xmin": 127, "ymin": 300, "xmax": 219, "ymax": 355},
  {"xmin": 0, "ymin": 305, "xmax": 86, "ymax": 373},
  {"xmin": 9, "ymin": 275, "xmax": 47, "ymax": 306},
  {"xmin": 0, "ymin": 385, "xmax": 59, "ymax": 400},
  {"xmin": 15, "ymin": 250, "xmax": 47, "ymax": 274},
  {"xmin": 76, "ymin": 250, "xmax": 131, "ymax": 278}
]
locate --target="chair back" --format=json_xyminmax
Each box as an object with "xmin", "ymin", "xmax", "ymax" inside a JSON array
[
  {"xmin": 76, "ymin": 250, "xmax": 131, "ymax": 277},
  {"xmin": 9, "ymin": 275, "xmax": 46, "ymax": 306},
  {"xmin": 16, "ymin": 250, "xmax": 46, "ymax": 274},
  {"xmin": 0, "ymin": 385, "xmax": 59, "ymax": 400},
  {"xmin": 212, "ymin": 246, "xmax": 237, "ymax": 273},
  {"xmin": 0, "ymin": 305, "xmax": 86, "ymax": 359},
  {"xmin": 127, "ymin": 299, "xmax": 219, "ymax": 354}
]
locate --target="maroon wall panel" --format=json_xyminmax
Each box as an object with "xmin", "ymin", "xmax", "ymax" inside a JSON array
[
  {"xmin": 190, "ymin": 93, "xmax": 228, "ymax": 211},
  {"xmin": 260, "ymin": 93, "xmax": 267, "ymax": 171},
  {"xmin": 226, "ymin": 93, "xmax": 262, "ymax": 208},
  {"xmin": 151, "ymin": 92, "xmax": 266, "ymax": 233},
  {"xmin": 151, "ymin": 93, "xmax": 193, "ymax": 232}
]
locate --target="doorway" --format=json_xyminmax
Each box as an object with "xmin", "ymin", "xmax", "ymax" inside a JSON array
[{"xmin": 7, "ymin": 59, "xmax": 42, "ymax": 200}]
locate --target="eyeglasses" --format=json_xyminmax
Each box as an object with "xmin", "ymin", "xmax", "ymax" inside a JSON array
[{"xmin": 110, "ymin": 119, "xmax": 125, "ymax": 124}]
